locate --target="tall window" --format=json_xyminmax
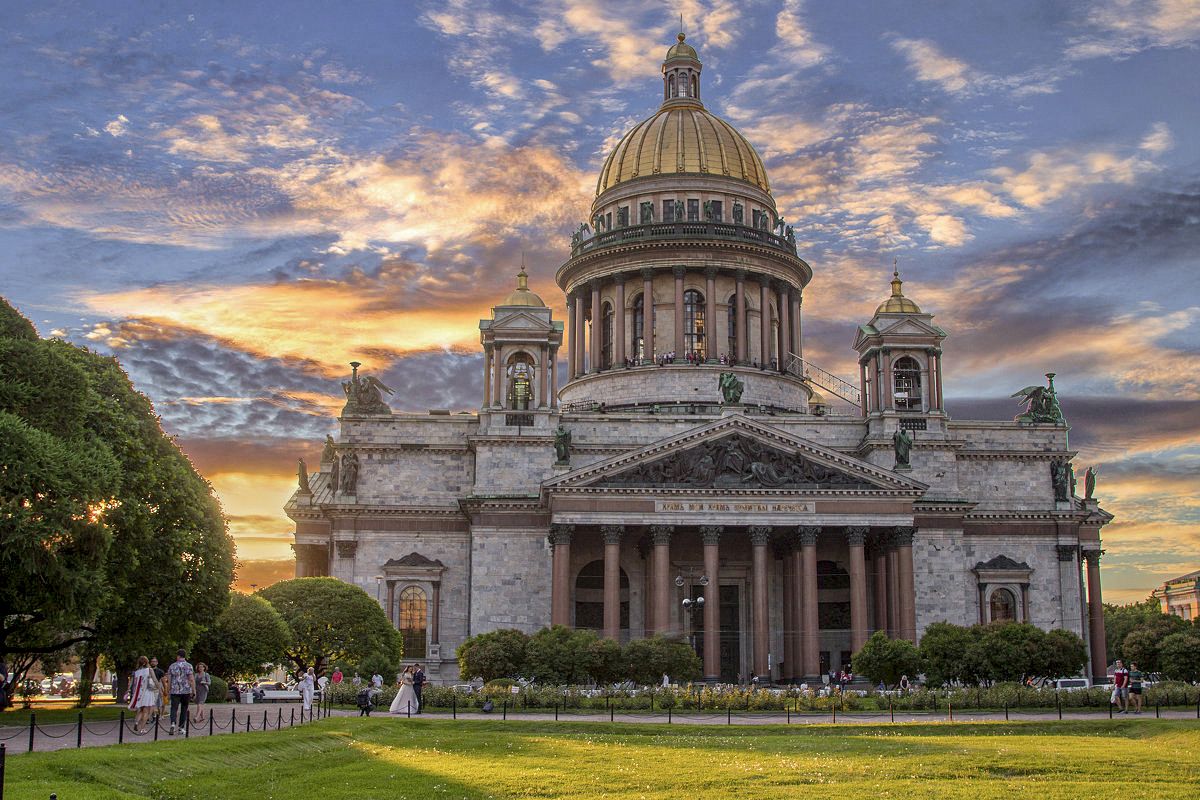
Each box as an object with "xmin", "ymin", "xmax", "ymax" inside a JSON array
[
  {"xmin": 662, "ymin": 199, "xmax": 676, "ymax": 222},
  {"xmin": 687, "ymin": 199, "xmax": 700, "ymax": 221},
  {"xmin": 668, "ymin": 75, "xmax": 676, "ymax": 98},
  {"xmin": 990, "ymin": 588, "xmax": 1016, "ymax": 623},
  {"xmin": 507, "ymin": 354, "xmax": 534, "ymax": 410},
  {"xmin": 632, "ymin": 294, "xmax": 645, "ymax": 362},
  {"xmin": 601, "ymin": 302, "xmax": 614, "ymax": 369},
  {"xmin": 893, "ymin": 356, "xmax": 922, "ymax": 410},
  {"xmin": 684, "ymin": 289, "xmax": 706, "ymax": 359},
  {"xmin": 727, "ymin": 295, "xmax": 738, "ymax": 361},
  {"xmin": 399, "ymin": 586, "xmax": 427, "ymax": 658}
]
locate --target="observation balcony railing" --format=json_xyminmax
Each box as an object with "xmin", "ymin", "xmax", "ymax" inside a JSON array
[{"xmin": 569, "ymin": 221, "xmax": 798, "ymax": 259}]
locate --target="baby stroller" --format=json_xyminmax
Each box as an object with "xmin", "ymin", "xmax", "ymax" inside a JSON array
[{"xmin": 356, "ymin": 687, "xmax": 375, "ymax": 716}]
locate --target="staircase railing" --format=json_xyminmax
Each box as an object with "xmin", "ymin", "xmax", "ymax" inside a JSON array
[{"xmin": 784, "ymin": 354, "xmax": 862, "ymax": 408}]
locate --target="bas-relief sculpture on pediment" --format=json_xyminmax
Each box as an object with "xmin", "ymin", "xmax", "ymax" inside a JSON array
[{"xmin": 594, "ymin": 433, "xmax": 874, "ymax": 490}]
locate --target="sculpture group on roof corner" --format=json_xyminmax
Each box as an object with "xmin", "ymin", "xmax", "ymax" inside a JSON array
[{"xmin": 285, "ymin": 32, "xmax": 1113, "ymax": 689}]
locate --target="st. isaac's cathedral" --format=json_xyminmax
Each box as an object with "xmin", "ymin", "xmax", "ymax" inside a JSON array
[{"xmin": 286, "ymin": 35, "xmax": 1113, "ymax": 685}]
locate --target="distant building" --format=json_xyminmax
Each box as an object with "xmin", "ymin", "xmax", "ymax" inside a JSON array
[
  {"xmin": 286, "ymin": 34, "xmax": 1115, "ymax": 684},
  {"xmin": 1153, "ymin": 570, "xmax": 1200, "ymax": 620}
]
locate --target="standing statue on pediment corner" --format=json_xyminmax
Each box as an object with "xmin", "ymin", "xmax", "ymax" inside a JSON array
[
  {"xmin": 297, "ymin": 459, "xmax": 311, "ymax": 493},
  {"xmin": 321, "ymin": 434, "xmax": 336, "ymax": 463},
  {"xmin": 1084, "ymin": 466, "xmax": 1097, "ymax": 500},
  {"xmin": 554, "ymin": 424, "xmax": 572, "ymax": 465},
  {"xmin": 892, "ymin": 428, "xmax": 913, "ymax": 470},
  {"xmin": 1051, "ymin": 460, "xmax": 1070, "ymax": 502},
  {"xmin": 338, "ymin": 451, "xmax": 360, "ymax": 495}
]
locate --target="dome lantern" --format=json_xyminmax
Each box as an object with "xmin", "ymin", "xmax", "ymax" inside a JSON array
[
  {"xmin": 875, "ymin": 264, "xmax": 922, "ymax": 315},
  {"xmin": 662, "ymin": 32, "xmax": 702, "ymax": 107},
  {"xmin": 500, "ymin": 265, "xmax": 546, "ymax": 308}
]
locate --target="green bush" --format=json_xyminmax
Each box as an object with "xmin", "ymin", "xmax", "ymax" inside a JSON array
[{"xmin": 206, "ymin": 675, "xmax": 229, "ymax": 704}]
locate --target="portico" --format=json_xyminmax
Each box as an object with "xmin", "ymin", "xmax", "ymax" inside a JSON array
[{"xmin": 542, "ymin": 414, "xmax": 924, "ymax": 682}]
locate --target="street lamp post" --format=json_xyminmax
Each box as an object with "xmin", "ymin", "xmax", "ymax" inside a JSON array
[{"xmin": 677, "ymin": 574, "xmax": 709, "ymax": 655}]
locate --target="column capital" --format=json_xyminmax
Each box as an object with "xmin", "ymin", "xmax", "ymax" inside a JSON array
[
  {"xmin": 601, "ymin": 524, "xmax": 624, "ymax": 545},
  {"xmin": 735, "ymin": 268, "xmax": 747, "ymax": 283},
  {"xmin": 641, "ymin": 267, "xmax": 656, "ymax": 281},
  {"xmin": 845, "ymin": 526, "xmax": 869, "ymax": 546},
  {"xmin": 589, "ymin": 277, "xmax": 603, "ymax": 290},
  {"xmin": 892, "ymin": 525, "xmax": 916, "ymax": 546},
  {"xmin": 672, "ymin": 265, "xmax": 686, "ymax": 278},
  {"xmin": 797, "ymin": 525, "xmax": 821, "ymax": 546},
  {"xmin": 699, "ymin": 525, "xmax": 723, "ymax": 545},
  {"xmin": 704, "ymin": 265, "xmax": 719, "ymax": 279},
  {"xmin": 650, "ymin": 524, "xmax": 674, "ymax": 545},
  {"xmin": 1082, "ymin": 548, "xmax": 1104, "ymax": 565},
  {"xmin": 1056, "ymin": 544, "xmax": 1079, "ymax": 562},
  {"xmin": 748, "ymin": 525, "xmax": 772, "ymax": 546},
  {"xmin": 548, "ymin": 523, "xmax": 575, "ymax": 546}
]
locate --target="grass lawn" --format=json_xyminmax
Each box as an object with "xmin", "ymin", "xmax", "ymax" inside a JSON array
[{"xmin": 4, "ymin": 718, "xmax": 1198, "ymax": 799}]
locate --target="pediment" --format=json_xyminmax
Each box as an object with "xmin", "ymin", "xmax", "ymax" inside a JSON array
[
  {"xmin": 874, "ymin": 317, "xmax": 940, "ymax": 337},
  {"xmin": 545, "ymin": 415, "xmax": 925, "ymax": 493},
  {"xmin": 491, "ymin": 310, "xmax": 553, "ymax": 331},
  {"xmin": 974, "ymin": 554, "xmax": 1030, "ymax": 572}
]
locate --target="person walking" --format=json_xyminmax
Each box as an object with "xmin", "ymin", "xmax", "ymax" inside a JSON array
[
  {"xmin": 389, "ymin": 666, "xmax": 419, "ymax": 715},
  {"xmin": 300, "ymin": 667, "xmax": 316, "ymax": 713},
  {"xmin": 149, "ymin": 656, "xmax": 167, "ymax": 724},
  {"xmin": 191, "ymin": 662, "xmax": 211, "ymax": 725},
  {"xmin": 412, "ymin": 664, "xmax": 426, "ymax": 713},
  {"xmin": 1128, "ymin": 662, "xmax": 1144, "ymax": 714},
  {"xmin": 128, "ymin": 656, "xmax": 159, "ymax": 734},
  {"xmin": 167, "ymin": 649, "xmax": 196, "ymax": 735},
  {"xmin": 1112, "ymin": 659, "xmax": 1130, "ymax": 713}
]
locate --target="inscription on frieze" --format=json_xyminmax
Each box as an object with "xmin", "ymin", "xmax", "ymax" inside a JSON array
[{"xmin": 655, "ymin": 499, "xmax": 816, "ymax": 514}]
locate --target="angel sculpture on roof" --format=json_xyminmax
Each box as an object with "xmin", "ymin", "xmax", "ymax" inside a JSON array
[
  {"xmin": 341, "ymin": 361, "xmax": 394, "ymax": 416},
  {"xmin": 1012, "ymin": 373, "xmax": 1064, "ymax": 424}
]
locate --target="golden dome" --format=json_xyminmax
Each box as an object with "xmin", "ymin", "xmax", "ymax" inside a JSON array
[
  {"xmin": 501, "ymin": 267, "xmax": 545, "ymax": 307},
  {"xmin": 665, "ymin": 32, "xmax": 698, "ymax": 61},
  {"xmin": 596, "ymin": 105, "xmax": 770, "ymax": 196},
  {"xmin": 875, "ymin": 269, "xmax": 922, "ymax": 314}
]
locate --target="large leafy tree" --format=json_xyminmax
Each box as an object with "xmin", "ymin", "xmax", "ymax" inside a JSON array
[
  {"xmin": 259, "ymin": 577, "xmax": 402, "ymax": 674},
  {"xmin": 192, "ymin": 593, "xmax": 292, "ymax": 681},
  {"xmin": 1103, "ymin": 598, "xmax": 1164, "ymax": 664},
  {"xmin": 1158, "ymin": 631, "xmax": 1200, "ymax": 683},
  {"xmin": 457, "ymin": 628, "xmax": 529, "ymax": 682},
  {"xmin": 918, "ymin": 622, "xmax": 976, "ymax": 686},
  {"xmin": 0, "ymin": 298, "xmax": 235, "ymax": 703},
  {"xmin": 852, "ymin": 631, "xmax": 922, "ymax": 688}
]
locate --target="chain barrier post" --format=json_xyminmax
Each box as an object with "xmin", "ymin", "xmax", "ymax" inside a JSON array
[
  {"xmin": 76, "ymin": 712, "xmax": 83, "ymax": 748},
  {"xmin": 153, "ymin": 715, "xmax": 159, "ymax": 742},
  {"xmin": 277, "ymin": 709, "xmax": 282, "ymax": 730},
  {"xmin": 27, "ymin": 713, "xmax": 34, "ymax": 754},
  {"xmin": 948, "ymin": 701, "xmax": 952, "ymax": 723},
  {"xmin": 1, "ymin": 742, "xmax": 6, "ymax": 800},
  {"xmin": 554, "ymin": 701, "xmax": 558, "ymax": 722},
  {"xmin": 231, "ymin": 709, "xmax": 236, "ymax": 733},
  {"xmin": 610, "ymin": 704, "xmax": 614, "ymax": 723},
  {"xmin": 209, "ymin": 713, "xmax": 214, "ymax": 737},
  {"xmin": 1109, "ymin": 699, "xmax": 1113, "ymax": 719},
  {"xmin": 1004, "ymin": 701, "xmax": 1008, "ymax": 722},
  {"xmin": 1057, "ymin": 693, "xmax": 1062, "ymax": 721},
  {"xmin": 1155, "ymin": 703, "xmax": 1160, "ymax": 719},
  {"xmin": 452, "ymin": 695, "xmax": 456, "ymax": 720},
  {"xmin": 668, "ymin": 706, "xmax": 671, "ymax": 724},
  {"xmin": 502, "ymin": 700, "xmax": 507, "ymax": 721},
  {"xmin": 832, "ymin": 702, "xmax": 836, "ymax": 724},
  {"xmin": 246, "ymin": 714, "xmax": 251, "ymax": 733},
  {"xmin": 290, "ymin": 708, "xmax": 295, "ymax": 727},
  {"xmin": 263, "ymin": 710, "xmax": 268, "ymax": 731},
  {"xmin": 890, "ymin": 697, "xmax": 894, "ymax": 723},
  {"xmin": 119, "ymin": 711, "xmax": 125, "ymax": 744},
  {"xmin": 786, "ymin": 705, "xmax": 790, "ymax": 725},
  {"xmin": 727, "ymin": 705, "xmax": 731, "ymax": 725}
]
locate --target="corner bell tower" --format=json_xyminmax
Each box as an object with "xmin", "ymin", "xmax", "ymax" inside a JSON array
[
  {"xmin": 479, "ymin": 267, "xmax": 563, "ymax": 419},
  {"xmin": 853, "ymin": 266, "xmax": 948, "ymax": 437}
]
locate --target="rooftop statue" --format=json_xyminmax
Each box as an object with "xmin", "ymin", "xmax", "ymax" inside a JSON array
[
  {"xmin": 554, "ymin": 424, "xmax": 572, "ymax": 465},
  {"xmin": 339, "ymin": 451, "xmax": 360, "ymax": 494},
  {"xmin": 342, "ymin": 361, "xmax": 394, "ymax": 415},
  {"xmin": 718, "ymin": 372, "xmax": 744, "ymax": 404},
  {"xmin": 1012, "ymin": 373, "xmax": 1064, "ymax": 424},
  {"xmin": 892, "ymin": 428, "xmax": 913, "ymax": 470},
  {"xmin": 1084, "ymin": 466, "xmax": 1097, "ymax": 500},
  {"xmin": 1051, "ymin": 459, "xmax": 1071, "ymax": 502},
  {"xmin": 297, "ymin": 459, "xmax": 311, "ymax": 493},
  {"xmin": 321, "ymin": 434, "xmax": 336, "ymax": 463}
]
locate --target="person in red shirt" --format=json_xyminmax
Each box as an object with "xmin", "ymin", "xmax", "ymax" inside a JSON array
[
  {"xmin": 1112, "ymin": 660, "xmax": 1130, "ymax": 713},
  {"xmin": 331, "ymin": 669, "xmax": 344, "ymax": 685}
]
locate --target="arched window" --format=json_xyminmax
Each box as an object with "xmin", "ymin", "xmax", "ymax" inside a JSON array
[
  {"xmin": 601, "ymin": 302, "xmax": 614, "ymax": 370},
  {"xmin": 727, "ymin": 295, "xmax": 738, "ymax": 362},
  {"xmin": 399, "ymin": 586, "xmax": 428, "ymax": 658},
  {"xmin": 684, "ymin": 289, "xmax": 705, "ymax": 359},
  {"xmin": 506, "ymin": 353, "xmax": 534, "ymax": 410},
  {"xmin": 691, "ymin": 74, "xmax": 698, "ymax": 98},
  {"xmin": 989, "ymin": 588, "xmax": 1016, "ymax": 623},
  {"xmin": 668, "ymin": 75, "xmax": 676, "ymax": 97},
  {"xmin": 632, "ymin": 294, "xmax": 645, "ymax": 363},
  {"xmin": 574, "ymin": 560, "xmax": 630, "ymax": 631},
  {"xmin": 893, "ymin": 356, "xmax": 922, "ymax": 411}
]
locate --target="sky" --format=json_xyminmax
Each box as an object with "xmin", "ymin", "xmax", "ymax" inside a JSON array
[{"xmin": 1, "ymin": 0, "xmax": 1197, "ymax": 601}]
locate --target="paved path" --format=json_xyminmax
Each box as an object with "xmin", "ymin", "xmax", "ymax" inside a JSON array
[
  {"xmin": 2, "ymin": 706, "xmax": 1195, "ymax": 755},
  {"xmin": 0, "ymin": 703, "xmax": 334, "ymax": 754}
]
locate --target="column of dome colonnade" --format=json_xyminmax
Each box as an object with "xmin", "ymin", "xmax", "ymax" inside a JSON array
[
  {"xmin": 545, "ymin": 523, "xmax": 920, "ymax": 683},
  {"xmin": 555, "ymin": 32, "xmax": 813, "ymax": 410}
]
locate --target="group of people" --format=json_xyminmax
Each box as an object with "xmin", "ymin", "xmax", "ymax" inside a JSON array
[
  {"xmin": 1111, "ymin": 659, "xmax": 1146, "ymax": 714},
  {"xmin": 127, "ymin": 650, "xmax": 211, "ymax": 735}
]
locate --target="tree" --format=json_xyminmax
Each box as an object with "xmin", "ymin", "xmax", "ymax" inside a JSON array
[
  {"xmin": 259, "ymin": 578, "xmax": 401, "ymax": 674},
  {"xmin": 853, "ymin": 631, "xmax": 921, "ymax": 688},
  {"xmin": 1036, "ymin": 628, "xmax": 1088, "ymax": 679},
  {"xmin": 587, "ymin": 637, "xmax": 624, "ymax": 685},
  {"xmin": 456, "ymin": 629, "xmax": 529, "ymax": 682},
  {"xmin": 192, "ymin": 593, "xmax": 292, "ymax": 681},
  {"xmin": 0, "ymin": 298, "xmax": 235, "ymax": 705},
  {"xmin": 525, "ymin": 626, "xmax": 600, "ymax": 684},
  {"xmin": 1121, "ymin": 614, "xmax": 1187, "ymax": 672},
  {"xmin": 919, "ymin": 622, "xmax": 976, "ymax": 686},
  {"xmin": 1158, "ymin": 632, "xmax": 1200, "ymax": 683},
  {"xmin": 622, "ymin": 636, "xmax": 701, "ymax": 685},
  {"xmin": 1103, "ymin": 598, "xmax": 1164, "ymax": 664}
]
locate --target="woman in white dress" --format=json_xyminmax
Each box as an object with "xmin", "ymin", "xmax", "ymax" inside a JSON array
[
  {"xmin": 300, "ymin": 668, "xmax": 315, "ymax": 712},
  {"xmin": 389, "ymin": 666, "xmax": 419, "ymax": 715},
  {"xmin": 128, "ymin": 655, "xmax": 159, "ymax": 733}
]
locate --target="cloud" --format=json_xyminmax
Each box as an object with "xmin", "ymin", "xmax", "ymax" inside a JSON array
[
  {"xmin": 103, "ymin": 114, "xmax": 130, "ymax": 137},
  {"xmin": 1067, "ymin": 0, "xmax": 1200, "ymax": 60},
  {"xmin": 774, "ymin": 0, "xmax": 829, "ymax": 69},
  {"xmin": 889, "ymin": 36, "xmax": 1068, "ymax": 98}
]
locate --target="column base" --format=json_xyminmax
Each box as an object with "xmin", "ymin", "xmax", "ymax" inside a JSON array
[{"xmin": 703, "ymin": 674, "xmax": 721, "ymax": 684}]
